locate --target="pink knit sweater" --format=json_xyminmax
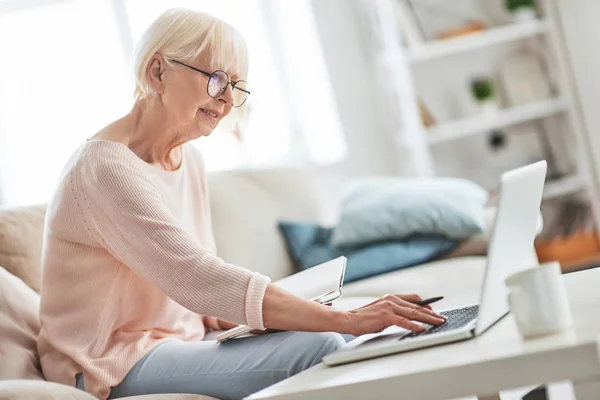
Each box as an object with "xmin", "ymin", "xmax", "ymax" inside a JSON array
[{"xmin": 37, "ymin": 140, "xmax": 270, "ymax": 400}]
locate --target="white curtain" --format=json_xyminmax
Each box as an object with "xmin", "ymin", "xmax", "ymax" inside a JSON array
[
  {"xmin": 359, "ymin": 0, "xmax": 434, "ymax": 177},
  {"xmin": 263, "ymin": 0, "xmax": 347, "ymax": 165}
]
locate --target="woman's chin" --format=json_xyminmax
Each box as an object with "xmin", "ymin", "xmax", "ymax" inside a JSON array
[
  {"xmin": 194, "ymin": 119, "xmax": 217, "ymax": 137},
  {"xmin": 195, "ymin": 127, "xmax": 214, "ymax": 139},
  {"xmin": 188, "ymin": 121, "xmax": 212, "ymax": 138}
]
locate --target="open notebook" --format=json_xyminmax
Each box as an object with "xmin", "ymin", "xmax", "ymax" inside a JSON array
[{"xmin": 216, "ymin": 256, "xmax": 347, "ymax": 343}]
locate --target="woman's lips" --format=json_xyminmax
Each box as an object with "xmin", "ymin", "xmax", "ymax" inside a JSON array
[{"xmin": 199, "ymin": 108, "xmax": 218, "ymax": 120}]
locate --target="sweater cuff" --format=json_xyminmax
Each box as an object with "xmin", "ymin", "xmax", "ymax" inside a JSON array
[{"xmin": 244, "ymin": 272, "xmax": 270, "ymax": 330}]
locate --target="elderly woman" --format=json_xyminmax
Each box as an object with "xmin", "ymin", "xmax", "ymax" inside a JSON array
[{"xmin": 37, "ymin": 8, "xmax": 446, "ymax": 400}]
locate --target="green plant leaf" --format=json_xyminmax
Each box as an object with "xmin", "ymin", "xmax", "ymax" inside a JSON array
[
  {"xmin": 505, "ymin": 0, "xmax": 536, "ymax": 12},
  {"xmin": 471, "ymin": 78, "xmax": 495, "ymax": 101}
]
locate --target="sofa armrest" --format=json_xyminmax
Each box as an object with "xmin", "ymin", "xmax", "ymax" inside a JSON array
[{"xmin": 443, "ymin": 207, "xmax": 543, "ymax": 258}]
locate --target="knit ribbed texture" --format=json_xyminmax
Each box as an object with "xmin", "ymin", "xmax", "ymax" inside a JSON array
[{"xmin": 37, "ymin": 140, "xmax": 270, "ymax": 400}]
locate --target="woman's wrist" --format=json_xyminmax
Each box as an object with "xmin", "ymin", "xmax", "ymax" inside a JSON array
[
  {"xmin": 262, "ymin": 284, "xmax": 350, "ymax": 333},
  {"xmin": 304, "ymin": 303, "xmax": 354, "ymax": 335},
  {"xmin": 329, "ymin": 308, "xmax": 354, "ymax": 335}
]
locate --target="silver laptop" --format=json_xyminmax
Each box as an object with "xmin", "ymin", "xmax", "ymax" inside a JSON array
[{"xmin": 323, "ymin": 160, "xmax": 547, "ymax": 366}]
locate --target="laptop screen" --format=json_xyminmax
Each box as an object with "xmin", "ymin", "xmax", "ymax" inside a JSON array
[{"xmin": 474, "ymin": 161, "xmax": 546, "ymax": 336}]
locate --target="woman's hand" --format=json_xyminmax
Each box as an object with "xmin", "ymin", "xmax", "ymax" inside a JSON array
[
  {"xmin": 261, "ymin": 284, "xmax": 446, "ymax": 337},
  {"xmin": 217, "ymin": 319, "xmax": 239, "ymax": 330},
  {"xmin": 203, "ymin": 316, "xmax": 239, "ymax": 331},
  {"xmin": 341, "ymin": 294, "xmax": 447, "ymax": 337}
]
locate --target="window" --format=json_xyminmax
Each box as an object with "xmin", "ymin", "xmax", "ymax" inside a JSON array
[
  {"xmin": 0, "ymin": 0, "xmax": 345, "ymax": 207},
  {"xmin": 0, "ymin": 0, "xmax": 132, "ymax": 206}
]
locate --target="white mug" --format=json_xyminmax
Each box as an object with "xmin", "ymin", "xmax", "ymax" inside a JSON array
[{"xmin": 505, "ymin": 261, "xmax": 572, "ymax": 339}]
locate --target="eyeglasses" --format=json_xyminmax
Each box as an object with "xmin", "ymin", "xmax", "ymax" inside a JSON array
[{"xmin": 169, "ymin": 59, "xmax": 250, "ymax": 107}]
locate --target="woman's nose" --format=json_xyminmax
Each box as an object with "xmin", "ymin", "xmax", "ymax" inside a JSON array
[{"xmin": 218, "ymin": 83, "xmax": 234, "ymax": 105}]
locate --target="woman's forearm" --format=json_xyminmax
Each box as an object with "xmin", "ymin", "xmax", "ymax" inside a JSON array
[{"xmin": 261, "ymin": 284, "xmax": 349, "ymax": 333}]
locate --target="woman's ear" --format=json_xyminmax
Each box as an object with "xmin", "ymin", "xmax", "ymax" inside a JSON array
[{"xmin": 147, "ymin": 54, "xmax": 166, "ymax": 95}]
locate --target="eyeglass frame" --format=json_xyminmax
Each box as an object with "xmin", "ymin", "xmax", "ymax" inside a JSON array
[{"xmin": 168, "ymin": 59, "xmax": 250, "ymax": 107}]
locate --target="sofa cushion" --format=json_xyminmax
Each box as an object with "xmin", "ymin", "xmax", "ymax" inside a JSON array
[
  {"xmin": 207, "ymin": 168, "xmax": 328, "ymax": 281},
  {"xmin": 0, "ymin": 380, "xmax": 96, "ymax": 400},
  {"xmin": 0, "ymin": 267, "xmax": 44, "ymax": 380},
  {"xmin": 0, "ymin": 204, "xmax": 46, "ymax": 293},
  {"xmin": 342, "ymin": 256, "xmax": 487, "ymax": 302},
  {"xmin": 0, "ymin": 380, "xmax": 217, "ymax": 400},
  {"xmin": 278, "ymin": 221, "xmax": 458, "ymax": 283},
  {"xmin": 332, "ymin": 177, "xmax": 488, "ymax": 247}
]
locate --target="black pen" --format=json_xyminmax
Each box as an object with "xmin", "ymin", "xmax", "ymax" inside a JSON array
[{"xmin": 413, "ymin": 296, "xmax": 444, "ymax": 306}]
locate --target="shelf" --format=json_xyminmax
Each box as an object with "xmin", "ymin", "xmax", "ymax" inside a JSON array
[
  {"xmin": 407, "ymin": 19, "xmax": 551, "ymax": 63},
  {"xmin": 543, "ymin": 175, "xmax": 587, "ymax": 200},
  {"xmin": 426, "ymin": 98, "xmax": 568, "ymax": 145}
]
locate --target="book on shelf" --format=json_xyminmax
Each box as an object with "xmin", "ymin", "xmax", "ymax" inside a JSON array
[
  {"xmin": 418, "ymin": 99, "xmax": 436, "ymax": 127},
  {"xmin": 435, "ymin": 21, "xmax": 487, "ymax": 40}
]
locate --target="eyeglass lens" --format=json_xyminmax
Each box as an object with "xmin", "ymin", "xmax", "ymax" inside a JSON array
[{"xmin": 208, "ymin": 71, "xmax": 249, "ymax": 107}]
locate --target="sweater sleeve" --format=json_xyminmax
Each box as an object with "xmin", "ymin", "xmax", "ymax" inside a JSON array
[{"xmin": 74, "ymin": 146, "xmax": 270, "ymax": 329}]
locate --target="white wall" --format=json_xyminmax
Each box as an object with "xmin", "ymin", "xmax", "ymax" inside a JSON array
[{"xmin": 552, "ymin": 0, "xmax": 600, "ymax": 198}]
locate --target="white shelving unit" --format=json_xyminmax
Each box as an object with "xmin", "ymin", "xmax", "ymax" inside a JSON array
[
  {"xmin": 407, "ymin": 19, "xmax": 551, "ymax": 63},
  {"xmin": 426, "ymin": 98, "xmax": 568, "ymax": 144},
  {"xmin": 389, "ymin": 0, "xmax": 600, "ymax": 250}
]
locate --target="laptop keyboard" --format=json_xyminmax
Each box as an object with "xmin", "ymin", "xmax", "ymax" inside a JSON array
[{"xmin": 401, "ymin": 305, "xmax": 479, "ymax": 340}]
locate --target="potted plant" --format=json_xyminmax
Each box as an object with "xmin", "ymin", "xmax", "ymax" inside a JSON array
[
  {"xmin": 471, "ymin": 77, "xmax": 498, "ymax": 115},
  {"xmin": 505, "ymin": 0, "xmax": 538, "ymax": 22}
]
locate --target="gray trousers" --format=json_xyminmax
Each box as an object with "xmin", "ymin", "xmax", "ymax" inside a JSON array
[{"xmin": 77, "ymin": 331, "xmax": 348, "ymax": 400}]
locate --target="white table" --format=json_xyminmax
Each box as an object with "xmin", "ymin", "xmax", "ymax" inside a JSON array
[{"xmin": 247, "ymin": 267, "xmax": 600, "ymax": 400}]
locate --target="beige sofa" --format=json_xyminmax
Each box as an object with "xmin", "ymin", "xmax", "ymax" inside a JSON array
[{"xmin": 0, "ymin": 168, "xmax": 495, "ymax": 399}]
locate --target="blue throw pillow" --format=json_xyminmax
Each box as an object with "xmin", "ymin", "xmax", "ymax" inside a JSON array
[
  {"xmin": 278, "ymin": 221, "xmax": 458, "ymax": 283},
  {"xmin": 332, "ymin": 177, "xmax": 488, "ymax": 248}
]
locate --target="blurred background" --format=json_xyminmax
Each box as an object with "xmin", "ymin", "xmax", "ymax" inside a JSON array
[{"xmin": 1, "ymin": 0, "xmax": 600, "ymax": 270}]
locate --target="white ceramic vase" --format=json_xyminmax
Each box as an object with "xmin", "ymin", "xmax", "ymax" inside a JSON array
[
  {"xmin": 478, "ymin": 100, "xmax": 500, "ymax": 116},
  {"xmin": 512, "ymin": 8, "xmax": 538, "ymax": 23}
]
